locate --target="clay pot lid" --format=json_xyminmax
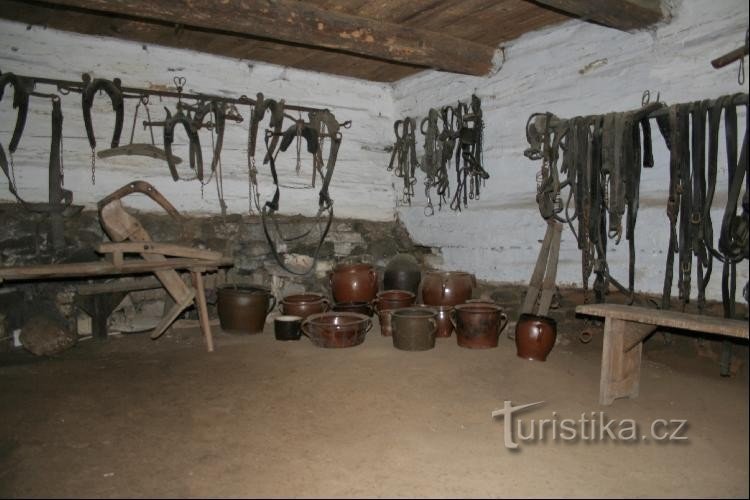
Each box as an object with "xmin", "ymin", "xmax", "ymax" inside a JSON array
[
  {"xmin": 333, "ymin": 262, "xmax": 374, "ymax": 272},
  {"xmin": 517, "ymin": 313, "xmax": 557, "ymax": 326},
  {"xmin": 376, "ymin": 290, "xmax": 416, "ymax": 300},
  {"xmin": 218, "ymin": 284, "xmax": 270, "ymax": 295},
  {"xmin": 454, "ymin": 302, "xmax": 503, "ymax": 312}
]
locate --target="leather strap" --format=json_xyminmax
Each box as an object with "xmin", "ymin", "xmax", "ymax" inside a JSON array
[{"xmin": 0, "ymin": 72, "xmax": 31, "ymax": 153}]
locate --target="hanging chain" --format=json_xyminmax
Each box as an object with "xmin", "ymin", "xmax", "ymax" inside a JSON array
[{"xmin": 90, "ymin": 149, "xmax": 96, "ymax": 184}]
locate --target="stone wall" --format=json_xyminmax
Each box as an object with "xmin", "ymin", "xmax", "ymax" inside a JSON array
[{"xmin": 0, "ymin": 203, "xmax": 424, "ymax": 338}]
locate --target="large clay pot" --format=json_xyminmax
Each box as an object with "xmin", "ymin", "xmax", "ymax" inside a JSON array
[
  {"xmin": 330, "ymin": 263, "xmax": 378, "ymax": 304},
  {"xmin": 515, "ymin": 313, "xmax": 557, "ymax": 361},
  {"xmin": 421, "ymin": 271, "xmax": 476, "ymax": 306},
  {"xmin": 391, "ymin": 307, "xmax": 438, "ymax": 351},
  {"xmin": 451, "ymin": 303, "xmax": 508, "ymax": 349},
  {"xmin": 301, "ymin": 312, "xmax": 372, "ymax": 348},
  {"xmin": 280, "ymin": 293, "xmax": 329, "ymax": 319},
  {"xmin": 217, "ymin": 284, "xmax": 276, "ymax": 334},
  {"xmin": 383, "ymin": 254, "xmax": 422, "ymax": 296}
]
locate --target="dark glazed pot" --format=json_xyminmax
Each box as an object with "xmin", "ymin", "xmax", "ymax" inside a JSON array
[
  {"xmin": 451, "ymin": 303, "xmax": 508, "ymax": 349},
  {"xmin": 391, "ymin": 307, "xmax": 438, "ymax": 351},
  {"xmin": 330, "ymin": 263, "xmax": 378, "ymax": 304},
  {"xmin": 280, "ymin": 293, "xmax": 329, "ymax": 319},
  {"xmin": 383, "ymin": 254, "xmax": 422, "ymax": 296},
  {"xmin": 515, "ymin": 313, "xmax": 557, "ymax": 361},
  {"xmin": 421, "ymin": 271, "xmax": 476, "ymax": 307},
  {"xmin": 301, "ymin": 312, "xmax": 372, "ymax": 348},
  {"xmin": 332, "ymin": 301, "xmax": 374, "ymax": 317},
  {"xmin": 217, "ymin": 284, "xmax": 276, "ymax": 334}
]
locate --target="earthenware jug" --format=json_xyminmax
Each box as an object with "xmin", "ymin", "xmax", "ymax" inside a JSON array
[
  {"xmin": 451, "ymin": 302, "xmax": 508, "ymax": 348},
  {"xmin": 280, "ymin": 293, "xmax": 330, "ymax": 319},
  {"xmin": 391, "ymin": 307, "xmax": 438, "ymax": 351},
  {"xmin": 383, "ymin": 254, "xmax": 422, "ymax": 296},
  {"xmin": 515, "ymin": 313, "xmax": 557, "ymax": 361},
  {"xmin": 421, "ymin": 271, "xmax": 476, "ymax": 306},
  {"xmin": 217, "ymin": 284, "xmax": 276, "ymax": 334},
  {"xmin": 330, "ymin": 263, "xmax": 378, "ymax": 304}
]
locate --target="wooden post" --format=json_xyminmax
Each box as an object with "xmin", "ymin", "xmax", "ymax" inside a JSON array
[
  {"xmin": 192, "ymin": 271, "xmax": 214, "ymax": 353},
  {"xmin": 600, "ymin": 318, "xmax": 653, "ymax": 405}
]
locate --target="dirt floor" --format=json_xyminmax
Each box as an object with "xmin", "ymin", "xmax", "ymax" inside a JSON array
[{"xmin": 0, "ymin": 287, "xmax": 748, "ymax": 498}]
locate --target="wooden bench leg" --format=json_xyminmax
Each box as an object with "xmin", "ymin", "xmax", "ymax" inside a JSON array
[
  {"xmin": 192, "ymin": 271, "xmax": 214, "ymax": 353},
  {"xmin": 600, "ymin": 318, "xmax": 656, "ymax": 405}
]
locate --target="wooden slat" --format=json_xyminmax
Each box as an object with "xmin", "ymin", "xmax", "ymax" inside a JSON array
[
  {"xmin": 97, "ymin": 242, "xmax": 223, "ymax": 261},
  {"xmin": 530, "ymin": 0, "xmax": 665, "ymax": 31},
  {"xmin": 0, "ymin": 257, "xmax": 234, "ymax": 281},
  {"xmin": 42, "ymin": 0, "xmax": 497, "ymax": 76},
  {"xmin": 576, "ymin": 304, "xmax": 748, "ymax": 339},
  {"xmin": 75, "ymin": 276, "xmax": 163, "ymax": 295}
]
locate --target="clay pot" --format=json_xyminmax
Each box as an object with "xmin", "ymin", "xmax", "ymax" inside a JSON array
[
  {"xmin": 391, "ymin": 307, "xmax": 437, "ymax": 351},
  {"xmin": 515, "ymin": 313, "xmax": 557, "ymax": 361},
  {"xmin": 301, "ymin": 312, "xmax": 372, "ymax": 348},
  {"xmin": 409, "ymin": 304, "xmax": 454, "ymax": 338},
  {"xmin": 330, "ymin": 263, "xmax": 378, "ymax": 304},
  {"xmin": 280, "ymin": 293, "xmax": 330, "ymax": 319},
  {"xmin": 332, "ymin": 301, "xmax": 374, "ymax": 317},
  {"xmin": 383, "ymin": 254, "xmax": 422, "ymax": 296},
  {"xmin": 217, "ymin": 284, "xmax": 276, "ymax": 334},
  {"xmin": 421, "ymin": 271, "xmax": 476, "ymax": 307},
  {"xmin": 451, "ymin": 303, "xmax": 508, "ymax": 349},
  {"xmin": 373, "ymin": 290, "xmax": 416, "ymax": 311},
  {"xmin": 377, "ymin": 309, "xmax": 395, "ymax": 337}
]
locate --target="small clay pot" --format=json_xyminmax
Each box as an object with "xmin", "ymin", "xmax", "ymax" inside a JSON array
[
  {"xmin": 377, "ymin": 308, "xmax": 395, "ymax": 337},
  {"xmin": 515, "ymin": 313, "xmax": 557, "ymax": 361},
  {"xmin": 451, "ymin": 303, "xmax": 508, "ymax": 349},
  {"xmin": 391, "ymin": 307, "xmax": 437, "ymax": 351},
  {"xmin": 301, "ymin": 312, "xmax": 372, "ymax": 348},
  {"xmin": 372, "ymin": 290, "xmax": 416, "ymax": 311},
  {"xmin": 217, "ymin": 284, "xmax": 276, "ymax": 334},
  {"xmin": 330, "ymin": 263, "xmax": 378, "ymax": 303},
  {"xmin": 332, "ymin": 301, "xmax": 374, "ymax": 317},
  {"xmin": 421, "ymin": 271, "xmax": 476, "ymax": 307},
  {"xmin": 280, "ymin": 293, "xmax": 330, "ymax": 319}
]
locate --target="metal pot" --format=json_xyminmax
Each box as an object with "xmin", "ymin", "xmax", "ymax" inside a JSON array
[
  {"xmin": 451, "ymin": 302, "xmax": 508, "ymax": 349},
  {"xmin": 217, "ymin": 284, "xmax": 276, "ymax": 334},
  {"xmin": 391, "ymin": 307, "xmax": 437, "ymax": 351}
]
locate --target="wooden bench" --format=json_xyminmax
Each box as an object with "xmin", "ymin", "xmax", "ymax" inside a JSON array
[{"xmin": 576, "ymin": 304, "xmax": 749, "ymax": 405}]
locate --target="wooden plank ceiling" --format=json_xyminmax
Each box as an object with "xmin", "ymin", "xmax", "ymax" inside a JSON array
[{"xmin": 0, "ymin": 0, "xmax": 662, "ymax": 82}]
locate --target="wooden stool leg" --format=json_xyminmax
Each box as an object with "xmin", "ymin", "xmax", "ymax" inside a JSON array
[
  {"xmin": 192, "ymin": 271, "xmax": 214, "ymax": 353},
  {"xmin": 599, "ymin": 318, "xmax": 653, "ymax": 405}
]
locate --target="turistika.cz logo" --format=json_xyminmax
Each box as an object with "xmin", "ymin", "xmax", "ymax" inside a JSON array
[{"xmin": 491, "ymin": 401, "xmax": 688, "ymax": 450}]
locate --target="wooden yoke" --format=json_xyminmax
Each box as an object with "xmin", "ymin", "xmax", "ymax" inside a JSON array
[{"xmin": 97, "ymin": 181, "xmax": 210, "ymax": 349}]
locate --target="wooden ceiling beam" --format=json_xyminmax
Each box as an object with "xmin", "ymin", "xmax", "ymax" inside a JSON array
[
  {"xmin": 530, "ymin": 0, "xmax": 666, "ymax": 31},
  {"xmin": 34, "ymin": 0, "xmax": 498, "ymax": 76}
]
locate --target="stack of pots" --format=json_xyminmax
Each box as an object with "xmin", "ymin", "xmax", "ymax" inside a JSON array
[
  {"xmin": 420, "ymin": 271, "xmax": 476, "ymax": 339},
  {"xmin": 373, "ymin": 290, "xmax": 416, "ymax": 336}
]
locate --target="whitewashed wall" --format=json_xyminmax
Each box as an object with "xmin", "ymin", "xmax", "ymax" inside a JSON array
[
  {"xmin": 391, "ymin": 0, "xmax": 749, "ymax": 300},
  {"xmin": 0, "ymin": 20, "xmax": 396, "ymax": 220}
]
